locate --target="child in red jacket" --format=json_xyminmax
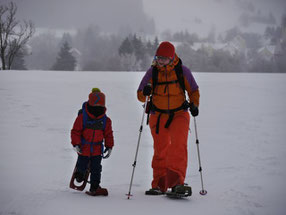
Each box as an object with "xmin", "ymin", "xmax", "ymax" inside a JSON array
[{"xmin": 71, "ymin": 88, "xmax": 114, "ymax": 196}]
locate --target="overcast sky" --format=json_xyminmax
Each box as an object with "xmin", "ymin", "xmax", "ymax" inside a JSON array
[
  {"xmin": 3, "ymin": 0, "xmax": 286, "ymax": 36},
  {"xmin": 143, "ymin": 0, "xmax": 286, "ymax": 36},
  {"xmin": 11, "ymin": 0, "xmax": 155, "ymax": 34}
]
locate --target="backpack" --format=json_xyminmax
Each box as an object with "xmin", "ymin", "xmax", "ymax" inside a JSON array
[
  {"xmin": 151, "ymin": 58, "xmax": 186, "ymax": 98},
  {"xmin": 147, "ymin": 58, "xmax": 189, "ymax": 133},
  {"xmin": 79, "ymin": 102, "xmax": 107, "ymax": 130}
]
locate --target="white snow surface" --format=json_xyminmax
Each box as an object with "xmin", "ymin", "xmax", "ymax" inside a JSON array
[{"xmin": 0, "ymin": 70, "xmax": 286, "ymax": 215}]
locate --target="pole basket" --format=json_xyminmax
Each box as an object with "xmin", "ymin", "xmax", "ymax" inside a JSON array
[{"xmin": 199, "ymin": 190, "xmax": 207, "ymax": 195}]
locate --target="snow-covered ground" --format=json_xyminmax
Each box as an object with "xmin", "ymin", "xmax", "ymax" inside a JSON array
[{"xmin": 0, "ymin": 70, "xmax": 285, "ymax": 215}]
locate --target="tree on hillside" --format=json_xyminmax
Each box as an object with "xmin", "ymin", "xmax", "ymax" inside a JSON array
[
  {"xmin": 241, "ymin": 32, "xmax": 261, "ymax": 50},
  {"xmin": 52, "ymin": 41, "xmax": 76, "ymax": 71},
  {"xmin": 274, "ymin": 14, "xmax": 286, "ymax": 73},
  {"xmin": 59, "ymin": 33, "xmax": 73, "ymax": 48},
  {"xmin": 176, "ymin": 43, "xmax": 196, "ymax": 69},
  {"xmin": 119, "ymin": 53, "xmax": 141, "ymax": 71},
  {"xmin": 147, "ymin": 36, "xmax": 159, "ymax": 56},
  {"xmin": 131, "ymin": 34, "xmax": 145, "ymax": 60},
  {"xmin": 264, "ymin": 26, "xmax": 282, "ymax": 45},
  {"xmin": 153, "ymin": 36, "xmax": 159, "ymax": 50},
  {"xmin": 280, "ymin": 14, "xmax": 286, "ymax": 50},
  {"xmin": 11, "ymin": 49, "xmax": 27, "ymax": 70},
  {"xmin": 0, "ymin": 2, "xmax": 34, "ymax": 70},
  {"xmin": 118, "ymin": 37, "xmax": 133, "ymax": 56},
  {"xmin": 145, "ymin": 40, "xmax": 153, "ymax": 56},
  {"xmin": 223, "ymin": 27, "xmax": 241, "ymax": 43},
  {"xmin": 26, "ymin": 32, "xmax": 59, "ymax": 70},
  {"xmin": 131, "ymin": 34, "xmax": 150, "ymax": 69}
]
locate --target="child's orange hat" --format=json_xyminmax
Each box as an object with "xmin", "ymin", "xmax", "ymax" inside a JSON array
[{"xmin": 88, "ymin": 88, "xmax": 105, "ymax": 107}]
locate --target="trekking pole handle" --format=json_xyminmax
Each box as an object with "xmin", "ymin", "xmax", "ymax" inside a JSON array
[{"xmin": 141, "ymin": 96, "xmax": 149, "ymax": 123}]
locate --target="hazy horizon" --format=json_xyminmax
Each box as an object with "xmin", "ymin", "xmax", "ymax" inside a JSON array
[
  {"xmin": 143, "ymin": 0, "xmax": 285, "ymax": 36},
  {"xmin": 2, "ymin": 0, "xmax": 286, "ymax": 37}
]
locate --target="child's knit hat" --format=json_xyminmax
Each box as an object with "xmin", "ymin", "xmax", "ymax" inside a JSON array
[{"xmin": 88, "ymin": 88, "xmax": 105, "ymax": 107}]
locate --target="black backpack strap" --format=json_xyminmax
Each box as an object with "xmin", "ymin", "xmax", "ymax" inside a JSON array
[
  {"xmin": 78, "ymin": 109, "xmax": 83, "ymax": 115},
  {"xmin": 152, "ymin": 101, "xmax": 190, "ymax": 133},
  {"xmin": 148, "ymin": 66, "xmax": 158, "ymax": 126},
  {"xmin": 157, "ymin": 80, "xmax": 179, "ymax": 85},
  {"xmin": 156, "ymin": 113, "xmax": 162, "ymax": 134},
  {"xmin": 174, "ymin": 58, "xmax": 186, "ymax": 97},
  {"xmin": 152, "ymin": 66, "xmax": 158, "ymax": 94},
  {"xmin": 164, "ymin": 112, "xmax": 174, "ymax": 129},
  {"xmin": 152, "ymin": 59, "xmax": 185, "ymax": 96}
]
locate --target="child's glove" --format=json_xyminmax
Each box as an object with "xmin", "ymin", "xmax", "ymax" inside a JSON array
[
  {"xmin": 73, "ymin": 145, "xmax": 82, "ymax": 154},
  {"xmin": 103, "ymin": 147, "xmax": 112, "ymax": 159}
]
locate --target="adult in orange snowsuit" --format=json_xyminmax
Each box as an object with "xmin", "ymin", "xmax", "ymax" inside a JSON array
[{"xmin": 137, "ymin": 41, "xmax": 200, "ymax": 195}]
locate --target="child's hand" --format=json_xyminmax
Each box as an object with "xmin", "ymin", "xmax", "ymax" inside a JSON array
[
  {"xmin": 103, "ymin": 147, "xmax": 112, "ymax": 159},
  {"xmin": 73, "ymin": 145, "xmax": 82, "ymax": 154}
]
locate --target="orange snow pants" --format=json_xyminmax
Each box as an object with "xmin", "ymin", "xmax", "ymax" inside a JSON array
[{"xmin": 149, "ymin": 111, "xmax": 190, "ymax": 192}]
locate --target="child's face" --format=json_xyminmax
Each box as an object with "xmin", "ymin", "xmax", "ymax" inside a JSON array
[{"xmin": 87, "ymin": 105, "xmax": 105, "ymax": 117}]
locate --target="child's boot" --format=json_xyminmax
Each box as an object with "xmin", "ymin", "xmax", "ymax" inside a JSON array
[{"xmin": 86, "ymin": 184, "xmax": 108, "ymax": 196}]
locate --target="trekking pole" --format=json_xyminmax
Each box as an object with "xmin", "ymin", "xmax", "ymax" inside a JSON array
[
  {"xmin": 193, "ymin": 117, "xmax": 207, "ymax": 195},
  {"xmin": 126, "ymin": 96, "xmax": 149, "ymax": 199}
]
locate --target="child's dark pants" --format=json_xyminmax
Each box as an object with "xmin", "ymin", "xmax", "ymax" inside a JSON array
[{"xmin": 76, "ymin": 155, "xmax": 102, "ymax": 188}]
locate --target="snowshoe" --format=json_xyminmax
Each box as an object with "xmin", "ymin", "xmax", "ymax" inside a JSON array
[
  {"xmin": 74, "ymin": 171, "xmax": 84, "ymax": 183},
  {"xmin": 145, "ymin": 188, "xmax": 165, "ymax": 195},
  {"xmin": 69, "ymin": 165, "xmax": 90, "ymax": 191},
  {"xmin": 86, "ymin": 186, "xmax": 108, "ymax": 196},
  {"xmin": 166, "ymin": 184, "xmax": 192, "ymax": 199}
]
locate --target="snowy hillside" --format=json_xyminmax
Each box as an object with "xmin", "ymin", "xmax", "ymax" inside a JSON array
[{"xmin": 0, "ymin": 70, "xmax": 286, "ymax": 215}]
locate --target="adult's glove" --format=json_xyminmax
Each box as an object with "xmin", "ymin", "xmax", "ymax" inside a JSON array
[
  {"xmin": 73, "ymin": 145, "xmax": 82, "ymax": 154},
  {"xmin": 143, "ymin": 84, "xmax": 152, "ymax": 96},
  {"xmin": 189, "ymin": 103, "xmax": 199, "ymax": 117},
  {"xmin": 103, "ymin": 147, "xmax": 112, "ymax": 159}
]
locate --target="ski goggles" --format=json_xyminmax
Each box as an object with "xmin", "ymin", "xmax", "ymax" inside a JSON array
[{"xmin": 155, "ymin": 56, "xmax": 171, "ymax": 61}]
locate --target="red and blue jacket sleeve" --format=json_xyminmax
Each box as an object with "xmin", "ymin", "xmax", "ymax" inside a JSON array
[
  {"xmin": 104, "ymin": 117, "xmax": 114, "ymax": 149},
  {"xmin": 71, "ymin": 114, "xmax": 83, "ymax": 146}
]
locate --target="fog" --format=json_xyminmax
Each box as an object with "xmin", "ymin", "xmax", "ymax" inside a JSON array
[
  {"xmin": 6, "ymin": 0, "xmax": 286, "ymax": 36},
  {"xmin": 11, "ymin": 0, "xmax": 155, "ymax": 34},
  {"xmin": 143, "ymin": 0, "xmax": 286, "ymax": 36}
]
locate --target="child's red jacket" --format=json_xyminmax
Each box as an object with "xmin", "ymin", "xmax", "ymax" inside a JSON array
[{"xmin": 71, "ymin": 104, "xmax": 114, "ymax": 156}]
